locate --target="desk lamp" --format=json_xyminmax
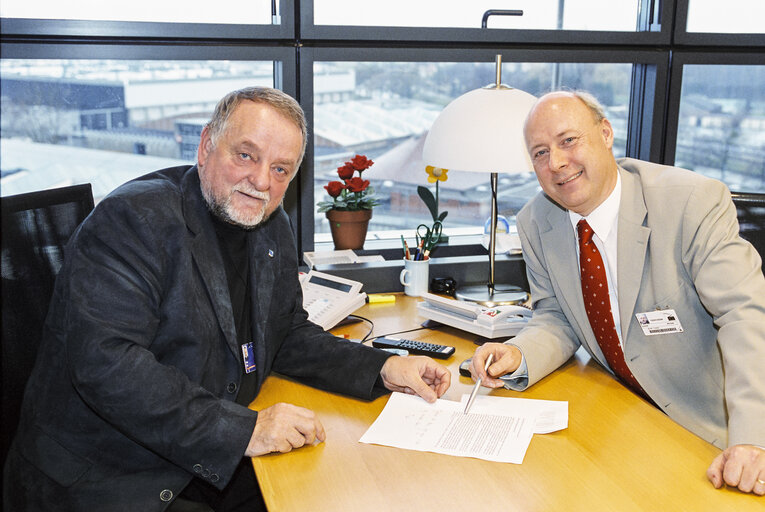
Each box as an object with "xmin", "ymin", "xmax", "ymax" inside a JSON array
[{"xmin": 422, "ymin": 55, "xmax": 537, "ymax": 306}]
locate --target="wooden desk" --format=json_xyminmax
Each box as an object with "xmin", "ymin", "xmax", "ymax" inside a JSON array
[{"xmin": 250, "ymin": 295, "xmax": 761, "ymax": 511}]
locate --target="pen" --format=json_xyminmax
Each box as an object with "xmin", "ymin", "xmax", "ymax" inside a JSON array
[
  {"xmin": 464, "ymin": 353, "xmax": 493, "ymax": 415},
  {"xmin": 400, "ymin": 235, "xmax": 410, "ymax": 260}
]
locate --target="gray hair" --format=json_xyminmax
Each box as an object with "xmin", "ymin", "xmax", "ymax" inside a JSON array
[
  {"xmin": 206, "ymin": 86, "xmax": 308, "ymax": 168},
  {"xmin": 568, "ymin": 90, "xmax": 607, "ymax": 124}
]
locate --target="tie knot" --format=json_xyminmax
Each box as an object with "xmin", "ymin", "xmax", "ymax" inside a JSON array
[{"xmin": 577, "ymin": 219, "xmax": 593, "ymax": 245}]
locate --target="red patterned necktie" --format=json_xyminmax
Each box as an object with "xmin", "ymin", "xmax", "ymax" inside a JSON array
[{"xmin": 577, "ymin": 219, "xmax": 649, "ymax": 399}]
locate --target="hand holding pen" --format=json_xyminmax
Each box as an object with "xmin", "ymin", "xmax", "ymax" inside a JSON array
[
  {"xmin": 468, "ymin": 343, "xmax": 524, "ymax": 390},
  {"xmin": 464, "ymin": 354, "xmax": 493, "ymax": 414}
]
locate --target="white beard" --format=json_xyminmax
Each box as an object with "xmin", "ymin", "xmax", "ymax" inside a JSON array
[{"xmin": 201, "ymin": 178, "xmax": 271, "ymax": 230}]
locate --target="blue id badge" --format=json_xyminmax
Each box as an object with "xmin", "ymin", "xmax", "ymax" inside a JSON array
[{"xmin": 241, "ymin": 342, "xmax": 257, "ymax": 374}]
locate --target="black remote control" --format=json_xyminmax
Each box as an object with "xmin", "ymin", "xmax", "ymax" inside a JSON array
[{"xmin": 372, "ymin": 337, "xmax": 455, "ymax": 359}]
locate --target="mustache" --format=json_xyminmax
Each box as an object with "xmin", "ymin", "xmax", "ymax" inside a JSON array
[{"xmin": 233, "ymin": 185, "xmax": 270, "ymax": 201}]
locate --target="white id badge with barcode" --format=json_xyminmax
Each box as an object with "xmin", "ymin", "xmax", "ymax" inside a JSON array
[{"xmin": 635, "ymin": 309, "xmax": 684, "ymax": 336}]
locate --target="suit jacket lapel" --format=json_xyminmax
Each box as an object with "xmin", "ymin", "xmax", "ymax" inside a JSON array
[
  {"xmin": 181, "ymin": 167, "xmax": 239, "ymax": 358},
  {"xmin": 616, "ymin": 166, "xmax": 650, "ymax": 342},
  {"xmin": 539, "ymin": 204, "xmax": 595, "ymax": 344}
]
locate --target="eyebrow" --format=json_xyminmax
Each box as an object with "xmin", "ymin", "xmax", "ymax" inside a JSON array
[
  {"xmin": 555, "ymin": 129, "xmax": 578, "ymax": 139},
  {"xmin": 528, "ymin": 142, "xmax": 545, "ymax": 154},
  {"xmin": 235, "ymin": 140, "xmax": 260, "ymax": 153},
  {"xmin": 275, "ymin": 159, "xmax": 298, "ymax": 171},
  {"xmin": 529, "ymin": 129, "xmax": 580, "ymax": 154},
  {"xmin": 234, "ymin": 140, "xmax": 297, "ymax": 170},
  {"xmin": 237, "ymin": 140, "xmax": 298, "ymax": 170}
]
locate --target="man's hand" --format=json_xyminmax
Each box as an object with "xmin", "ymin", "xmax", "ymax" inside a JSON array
[
  {"xmin": 245, "ymin": 402, "xmax": 326, "ymax": 457},
  {"xmin": 379, "ymin": 355, "xmax": 451, "ymax": 403},
  {"xmin": 469, "ymin": 342, "xmax": 523, "ymax": 388},
  {"xmin": 707, "ymin": 444, "xmax": 765, "ymax": 495}
]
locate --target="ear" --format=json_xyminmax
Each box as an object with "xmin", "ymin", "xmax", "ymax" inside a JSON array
[
  {"xmin": 599, "ymin": 118, "xmax": 614, "ymax": 151},
  {"xmin": 197, "ymin": 126, "xmax": 213, "ymax": 167}
]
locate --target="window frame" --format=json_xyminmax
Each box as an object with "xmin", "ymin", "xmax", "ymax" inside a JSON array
[
  {"xmin": 663, "ymin": 50, "xmax": 765, "ymax": 176},
  {"xmin": 2, "ymin": 0, "xmax": 764, "ymax": 288},
  {"xmin": 299, "ymin": 0, "xmax": 673, "ymax": 45},
  {"xmin": 0, "ymin": 40, "xmax": 300, "ymax": 228},
  {"xmin": 297, "ymin": 46, "xmax": 669, "ymax": 253},
  {"xmin": 673, "ymin": 0, "xmax": 765, "ymax": 47},
  {"xmin": 0, "ymin": 0, "xmax": 295, "ymax": 40}
]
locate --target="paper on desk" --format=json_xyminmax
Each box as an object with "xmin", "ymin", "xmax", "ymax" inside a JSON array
[
  {"xmin": 359, "ymin": 392, "xmax": 544, "ymax": 464},
  {"xmin": 461, "ymin": 395, "xmax": 568, "ymax": 434}
]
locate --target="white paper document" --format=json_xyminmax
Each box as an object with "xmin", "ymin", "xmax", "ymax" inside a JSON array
[
  {"xmin": 463, "ymin": 394, "xmax": 568, "ymax": 435},
  {"xmin": 359, "ymin": 392, "xmax": 568, "ymax": 464}
]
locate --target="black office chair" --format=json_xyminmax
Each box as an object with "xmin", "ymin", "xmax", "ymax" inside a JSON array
[
  {"xmin": 731, "ymin": 191, "xmax": 765, "ymax": 272},
  {"xmin": 1, "ymin": 184, "xmax": 94, "ymax": 468}
]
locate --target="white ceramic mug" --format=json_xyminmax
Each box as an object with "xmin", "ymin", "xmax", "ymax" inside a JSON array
[{"xmin": 399, "ymin": 257, "xmax": 430, "ymax": 297}]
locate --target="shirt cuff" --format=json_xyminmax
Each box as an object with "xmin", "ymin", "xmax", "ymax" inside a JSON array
[{"xmin": 499, "ymin": 350, "xmax": 528, "ymax": 390}]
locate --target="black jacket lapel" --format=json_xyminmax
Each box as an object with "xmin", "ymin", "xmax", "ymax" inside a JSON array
[{"xmin": 180, "ymin": 167, "xmax": 239, "ymax": 359}]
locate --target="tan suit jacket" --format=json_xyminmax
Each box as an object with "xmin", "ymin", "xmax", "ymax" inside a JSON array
[{"xmin": 512, "ymin": 158, "xmax": 765, "ymax": 448}]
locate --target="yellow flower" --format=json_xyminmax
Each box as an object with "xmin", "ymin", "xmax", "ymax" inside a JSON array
[{"xmin": 425, "ymin": 166, "xmax": 449, "ymax": 183}]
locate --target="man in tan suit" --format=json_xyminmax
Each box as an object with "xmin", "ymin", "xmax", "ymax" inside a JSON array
[{"xmin": 471, "ymin": 91, "xmax": 765, "ymax": 495}]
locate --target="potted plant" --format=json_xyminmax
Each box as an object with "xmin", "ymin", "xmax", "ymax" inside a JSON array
[{"xmin": 317, "ymin": 154, "xmax": 380, "ymax": 249}]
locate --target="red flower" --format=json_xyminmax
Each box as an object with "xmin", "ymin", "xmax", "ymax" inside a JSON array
[
  {"xmin": 324, "ymin": 181, "xmax": 346, "ymax": 197},
  {"xmin": 316, "ymin": 154, "xmax": 378, "ymax": 213},
  {"xmin": 345, "ymin": 177, "xmax": 370, "ymax": 193},
  {"xmin": 349, "ymin": 154, "xmax": 374, "ymax": 171},
  {"xmin": 337, "ymin": 163, "xmax": 355, "ymax": 180}
]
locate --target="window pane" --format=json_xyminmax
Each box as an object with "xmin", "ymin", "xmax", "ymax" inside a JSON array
[
  {"xmin": 686, "ymin": 0, "xmax": 765, "ymax": 34},
  {"xmin": 1, "ymin": 59, "xmax": 274, "ymax": 200},
  {"xmin": 314, "ymin": 0, "xmax": 640, "ymax": 31},
  {"xmin": 313, "ymin": 61, "xmax": 632, "ymax": 243},
  {"xmin": 0, "ymin": 0, "xmax": 272, "ymax": 24},
  {"xmin": 675, "ymin": 64, "xmax": 765, "ymax": 193}
]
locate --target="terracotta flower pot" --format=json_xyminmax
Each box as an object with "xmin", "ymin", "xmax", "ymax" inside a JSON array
[{"xmin": 326, "ymin": 209, "xmax": 372, "ymax": 250}]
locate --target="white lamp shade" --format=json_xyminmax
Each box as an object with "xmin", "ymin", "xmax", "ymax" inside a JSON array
[{"xmin": 422, "ymin": 87, "xmax": 537, "ymax": 174}]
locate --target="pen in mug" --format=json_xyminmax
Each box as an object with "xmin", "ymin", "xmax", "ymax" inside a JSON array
[
  {"xmin": 464, "ymin": 353, "xmax": 493, "ymax": 414},
  {"xmin": 415, "ymin": 239, "xmax": 424, "ymax": 260}
]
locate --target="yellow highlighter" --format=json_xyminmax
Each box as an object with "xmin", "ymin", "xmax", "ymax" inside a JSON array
[{"xmin": 366, "ymin": 294, "xmax": 396, "ymax": 304}]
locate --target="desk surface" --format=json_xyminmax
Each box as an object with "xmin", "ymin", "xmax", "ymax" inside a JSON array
[{"xmin": 250, "ymin": 295, "xmax": 761, "ymax": 511}]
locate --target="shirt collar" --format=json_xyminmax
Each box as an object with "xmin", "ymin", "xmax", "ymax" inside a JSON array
[{"xmin": 568, "ymin": 170, "xmax": 621, "ymax": 242}]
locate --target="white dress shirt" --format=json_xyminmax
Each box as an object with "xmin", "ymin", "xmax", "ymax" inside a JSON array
[
  {"xmin": 568, "ymin": 172, "xmax": 623, "ymax": 342},
  {"xmin": 502, "ymin": 173, "xmax": 623, "ymax": 388}
]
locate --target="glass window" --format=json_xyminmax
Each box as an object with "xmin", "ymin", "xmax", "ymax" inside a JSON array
[
  {"xmin": 313, "ymin": 0, "xmax": 640, "ymax": 31},
  {"xmin": 675, "ymin": 64, "xmax": 765, "ymax": 193},
  {"xmin": 0, "ymin": 0, "xmax": 272, "ymax": 24},
  {"xmin": 0, "ymin": 59, "xmax": 274, "ymax": 200},
  {"xmin": 686, "ymin": 0, "xmax": 765, "ymax": 34},
  {"xmin": 312, "ymin": 60, "xmax": 632, "ymax": 244}
]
